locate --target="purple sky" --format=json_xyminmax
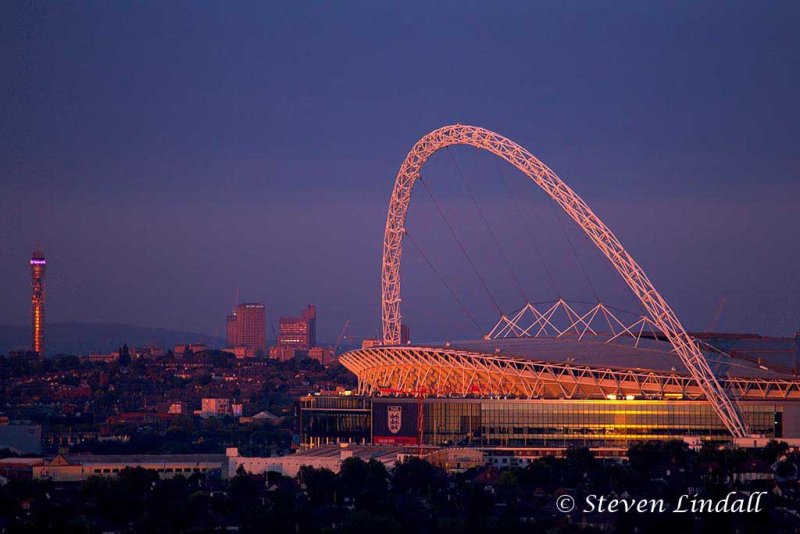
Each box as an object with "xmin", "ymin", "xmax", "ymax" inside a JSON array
[{"xmin": 1, "ymin": 1, "xmax": 799, "ymax": 342}]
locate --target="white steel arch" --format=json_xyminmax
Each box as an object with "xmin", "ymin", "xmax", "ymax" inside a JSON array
[{"xmin": 381, "ymin": 124, "xmax": 748, "ymax": 437}]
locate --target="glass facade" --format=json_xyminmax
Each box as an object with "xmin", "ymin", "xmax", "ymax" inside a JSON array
[
  {"xmin": 472, "ymin": 399, "xmax": 776, "ymax": 448},
  {"xmin": 298, "ymin": 396, "xmax": 371, "ymax": 447},
  {"xmin": 299, "ymin": 396, "xmax": 784, "ymax": 449}
]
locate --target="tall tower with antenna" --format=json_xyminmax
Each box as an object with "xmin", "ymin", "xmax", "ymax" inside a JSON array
[{"xmin": 30, "ymin": 245, "xmax": 46, "ymax": 357}]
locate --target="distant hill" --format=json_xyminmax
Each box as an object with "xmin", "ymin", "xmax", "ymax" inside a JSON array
[{"xmin": 0, "ymin": 323, "xmax": 224, "ymax": 356}]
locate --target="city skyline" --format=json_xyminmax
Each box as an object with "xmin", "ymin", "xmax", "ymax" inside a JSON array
[
  {"xmin": 2, "ymin": 4, "xmax": 800, "ymax": 531},
  {"xmin": 1, "ymin": 2, "xmax": 799, "ymax": 343}
]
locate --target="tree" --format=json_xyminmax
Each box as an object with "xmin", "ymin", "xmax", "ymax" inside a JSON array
[
  {"xmin": 82, "ymin": 468, "xmax": 158, "ymax": 526},
  {"xmin": 496, "ymin": 470, "xmax": 520, "ymax": 502},
  {"xmin": 55, "ymin": 354, "xmax": 80, "ymax": 370},
  {"xmin": 565, "ymin": 446, "xmax": 596, "ymax": 476},
  {"xmin": 339, "ymin": 456, "xmax": 369, "ymax": 498},
  {"xmin": 762, "ymin": 440, "xmax": 790, "ymax": 463},
  {"xmin": 628, "ymin": 441, "xmax": 688, "ymax": 477},
  {"xmin": 228, "ymin": 472, "xmax": 263, "ymax": 514},
  {"xmin": 775, "ymin": 459, "xmax": 797, "ymax": 480},
  {"xmin": 340, "ymin": 511, "xmax": 403, "ymax": 534},
  {"xmin": 298, "ymin": 466, "xmax": 338, "ymax": 506},
  {"xmin": 392, "ymin": 457, "xmax": 446, "ymax": 496},
  {"xmin": 337, "ymin": 457, "xmax": 389, "ymax": 508}
]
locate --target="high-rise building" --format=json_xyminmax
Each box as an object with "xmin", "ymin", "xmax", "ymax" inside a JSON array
[
  {"xmin": 30, "ymin": 246, "xmax": 46, "ymax": 357},
  {"xmin": 226, "ymin": 313, "xmax": 238, "ymax": 348},
  {"xmin": 302, "ymin": 304, "xmax": 317, "ymax": 348},
  {"xmin": 235, "ymin": 303, "xmax": 266, "ymax": 355},
  {"xmin": 279, "ymin": 304, "xmax": 317, "ymax": 351}
]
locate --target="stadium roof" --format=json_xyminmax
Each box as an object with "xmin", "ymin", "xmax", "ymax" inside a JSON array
[{"xmin": 437, "ymin": 335, "xmax": 797, "ymax": 380}]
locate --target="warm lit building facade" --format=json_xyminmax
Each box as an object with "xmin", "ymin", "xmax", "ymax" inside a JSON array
[
  {"xmin": 298, "ymin": 394, "xmax": 794, "ymax": 451},
  {"xmin": 226, "ymin": 314, "xmax": 237, "ymax": 347},
  {"xmin": 173, "ymin": 343, "xmax": 208, "ymax": 358},
  {"xmin": 233, "ymin": 303, "xmax": 266, "ymax": 356},
  {"xmin": 300, "ymin": 335, "xmax": 800, "ymax": 453},
  {"xmin": 196, "ymin": 398, "xmax": 232, "ymax": 417},
  {"xmin": 227, "ymin": 444, "xmax": 405, "ymax": 478},
  {"xmin": 33, "ymin": 454, "xmax": 227, "ymax": 482},
  {"xmin": 30, "ymin": 246, "xmax": 46, "ymax": 357},
  {"xmin": 270, "ymin": 345, "xmax": 297, "ymax": 361},
  {"xmin": 308, "ymin": 346, "xmax": 335, "ymax": 365},
  {"xmin": 279, "ymin": 305, "xmax": 317, "ymax": 350}
]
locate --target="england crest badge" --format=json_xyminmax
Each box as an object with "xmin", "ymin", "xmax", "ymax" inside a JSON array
[{"xmin": 387, "ymin": 405, "xmax": 402, "ymax": 434}]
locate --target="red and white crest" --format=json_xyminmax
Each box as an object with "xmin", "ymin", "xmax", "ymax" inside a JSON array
[{"xmin": 387, "ymin": 405, "xmax": 402, "ymax": 434}]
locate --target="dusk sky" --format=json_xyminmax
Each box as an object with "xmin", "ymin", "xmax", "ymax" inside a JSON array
[{"xmin": 1, "ymin": 1, "xmax": 798, "ymax": 343}]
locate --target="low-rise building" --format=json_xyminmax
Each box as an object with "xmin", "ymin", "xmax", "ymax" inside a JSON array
[
  {"xmin": 167, "ymin": 402, "xmax": 189, "ymax": 415},
  {"xmin": 239, "ymin": 411, "xmax": 283, "ymax": 425},
  {"xmin": 227, "ymin": 443, "xmax": 406, "ymax": 478},
  {"xmin": 174, "ymin": 344, "xmax": 208, "ymax": 358},
  {"xmin": 195, "ymin": 398, "xmax": 238, "ymax": 418},
  {"xmin": 82, "ymin": 352, "xmax": 119, "ymax": 363},
  {"xmin": 269, "ymin": 345, "xmax": 298, "ymax": 361},
  {"xmin": 131, "ymin": 346, "xmax": 164, "ymax": 359},
  {"xmin": 0, "ymin": 457, "xmax": 44, "ymax": 480},
  {"xmin": 424, "ymin": 448, "xmax": 485, "ymax": 473},
  {"xmin": 229, "ymin": 346, "xmax": 257, "ymax": 359},
  {"xmin": 33, "ymin": 453, "xmax": 228, "ymax": 482},
  {"xmin": 308, "ymin": 346, "xmax": 335, "ymax": 365}
]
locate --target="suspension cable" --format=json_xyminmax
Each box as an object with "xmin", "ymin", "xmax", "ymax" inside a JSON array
[
  {"xmin": 495, "ymin": 159, "xmax": 561, "ymax": 299},
  {"xmin": 404, "ymin": 229, "xmax": 484, "ymax": 334},
  {"xmin": 548, "ymin": 195, "xmax": 601, "ymax": 302},
  {"xmin": 569, "ymin": 208, "xmax": 649, "ymax": 318},
  {"xmin": 446, "ymin": 147, "xmax": 529, "ymax": 304},
  {"xmin": 416, "ymin": 173, "xmax": 505, "ymax": 316}
]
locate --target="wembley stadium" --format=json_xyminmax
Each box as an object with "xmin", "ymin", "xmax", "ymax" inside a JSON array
[
  {"xmin": 301, "ymin": 125, "xmax": 800, "ymax": 453},
  {"xmin": 331, "ymin": 329, "xmax": 800, "ymax": 450}
]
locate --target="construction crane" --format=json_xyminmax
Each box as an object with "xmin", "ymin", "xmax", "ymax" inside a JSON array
[
  {"xmin": 710, "ymin": 297, "xmax": 726, "ymax": 332},
  {"xmin": 332, "ymin": 320, "xmax": 350, "ymax": 354}
]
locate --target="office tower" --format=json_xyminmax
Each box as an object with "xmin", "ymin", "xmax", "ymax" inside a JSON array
[
  {"xmin": 226, "ymin": 313, "xmax": 238, "ymax": 348},
  {"xmin": 235, "ymin": 303, "xmax": 266, "ymax": 354},
  {"xmin": 279, "ymin": 304, "xmax": 317, "ymax": 350},
  {"xmin": 30, "ymin": 246, "xmax": 46, "ymax": 357},
  {"xmin": 302, "ymin": 304, "xmax": 317, "ymax": 348}
]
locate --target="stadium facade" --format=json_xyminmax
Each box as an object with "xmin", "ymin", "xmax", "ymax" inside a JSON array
[
  {"xmin": 297, "ymin": 125, "xmax": 800, "ymax": 456},
  {"xmin": 299, "ymin": 334, "xmax": 800, "ymax": 453}
]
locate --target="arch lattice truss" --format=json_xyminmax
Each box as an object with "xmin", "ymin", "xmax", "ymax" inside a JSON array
[{"xmin": 379, "ymin": 124, "xmax": 748, "ymax": 437}]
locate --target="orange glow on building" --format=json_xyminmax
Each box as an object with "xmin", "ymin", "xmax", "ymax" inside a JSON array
[
  {"xmin": 234, "ymin": 303, "xmax": 267, "ymax": 355},
  {"xmin": 30, "ymin": 246, "xmax": 46, "ymax": 357},
  {"xmin": 278, "ymin": 305, "xmax": 317, "ymax": 351}
]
